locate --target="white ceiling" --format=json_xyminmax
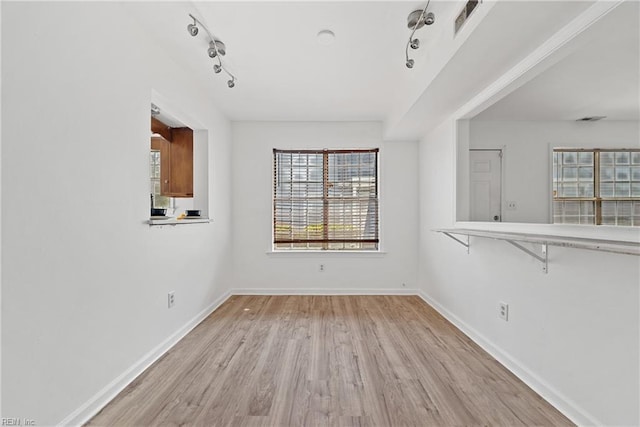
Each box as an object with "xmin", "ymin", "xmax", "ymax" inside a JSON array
[
  {"xmin": 126, "ymin": 1, "xmax": 460, "ymax": 122},
  {"xmin": 124, "ymin": 1, "xmax": 636, "ymax": 137},
  {"xmin": 473, "ymin": 1, "xmax": 639, "ymax": 121}
]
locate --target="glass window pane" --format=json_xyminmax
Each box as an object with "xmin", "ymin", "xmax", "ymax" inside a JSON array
[
  {"xmin": 563, "ymin": 152, "xmax": 577, "ymax": 164},
  {"xmin": 578, "ymin": 183, "xmax": 593, "ymax": 197},
  {"xmin": 602, "ymin": 201, "xmax": 616, "ymax": 216},
  {"xmin": 601, "ymin": 152, "xmax": 614, "ymax": 165},
  {"xmin": 561, "ymin": 184, "xmax": 578, "ymax": 197},
  {"xmin": 582, "ymin": 201, "xmax": 594, "ymax": 215},
  {"xmin": 600, "ymin": 182, "xmax": 614, "ymax": 197},
  {"xmin": 600, "ymin": 167, "xmax": 614, "ymax": 181},
  {"xmin": 616, "ymin": 167, "xmax": 630, "ymax": 181},
  {"xmin": 616, "ymin": 152, "xmax": 630, "ymax": 164},
  {"xmin": 578, "ymin": 152, "xmax": 593, "ymax": 165},
  {"xmin": 615, "ymin": 182, "xmax": 630, "ymax": 197},
  {"xmin": 632, "ymin": 183, "xmax": 640, "ymax": 197},
  {"xmin": 632, "ymin": 152, "xmax": 640, "ymax": 165},
  {"xmin": 564, "ymin": 201, "xmax": 579, "ymax": 215},
  {"xmin": 563, "ymin": 167, "xmax": 578, "ymax": 181},
  {"xmin": 580, "ymin": 201, "xmax": 595, "ymax": 224},
  {"xmin": 617, "ymin": 217, "xmax": 632, "ymax": 226},
  {"xmin": 631, "ymin": 166, "xmax": 640, "ymax": 182},
  {"xmin": 633, "ymin": 202, "xmax": 640, "ymax": 227},
  {"xmin": 578, "ymin": 167, "xmax": 593, "ymax": 180},
  {"xmin": 618, "ymin": 201, "xmax": 632, "ymax": 217}
]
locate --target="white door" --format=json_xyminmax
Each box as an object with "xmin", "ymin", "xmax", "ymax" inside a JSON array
[{"xmin": 470, "ymin": 150, "xmax": 502, "ymax": 222}]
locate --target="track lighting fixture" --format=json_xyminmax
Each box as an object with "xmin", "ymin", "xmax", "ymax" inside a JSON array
[
  {"xmin": 187, "ymin": 13, "xmax": 236, "ymax": 88},
  {"xmin": 405, "ymin": 1, "xmax": 435, "ymax": 69}
]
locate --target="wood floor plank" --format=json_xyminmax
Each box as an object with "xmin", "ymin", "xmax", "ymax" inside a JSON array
[{"xmin": 87, "ymin": 295, "xmax": 574, "ymax": 427}]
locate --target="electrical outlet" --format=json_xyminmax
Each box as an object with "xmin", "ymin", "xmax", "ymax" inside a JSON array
[
  {"xmin": 498, "ymin": 302, "xmax": 509, "ymax": 321},
  {"xmin": 168, "ymin": 291, "xmax": 175, "ymax": 309},
  {"xmin": 319, "ymin": 264, "xmax": 325, "ymax": 272},
  {"xmin": 507, "ymin": 201, "xmax": 517, "ymax": 210}
]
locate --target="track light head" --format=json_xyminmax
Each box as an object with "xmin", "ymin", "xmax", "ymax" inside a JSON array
[
  {"xmin": 187, "ymin": 23, "xmax": 198, "ymax": 36},
  {"xmin": 213, "ymin": 64, "xmax": 222, "ymax": 74},
  {"xmin": 207, "ymin": 40, "xmax": 226, "ymax": 58},
  {"xmin": 425, "ymin": 12, "xmax": 435, "ymax": 25},
  {"xmin": 227, "ymin": 79, "xmax": 235, "ymax": 88},
  {"xmin": 208, "ymin": 43, "xmax": 218, "ymax": 58},
  {"xmin": 410, "ymin": 39, "xmax": 420, "ymax": 50},
  {"xmin": 406, "ymin": 59, "xmax": 415, "ymax": 69}
]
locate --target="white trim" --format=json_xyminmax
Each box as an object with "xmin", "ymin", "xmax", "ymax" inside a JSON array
[
  {"xmin": 416, "ymin": 290, "xmax": 601, "ymax": 427},
  {"xmin": 58, "ymin": 290, "xmax": 232, "ymax": 427},
  {"xmin": 232, "ymin": 288, "xmax": 416, "ymax": 296}
]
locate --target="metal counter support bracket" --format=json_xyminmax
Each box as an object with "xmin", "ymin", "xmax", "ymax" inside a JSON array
[
  {"xmin": 506, "ymin": 241, "xmax": 548, "ymax": 273},
  {"xmin": 434, "ymin": 227, "xmax": 639, "ymax": 274},
  {"xmin": 443, "ymin": 232, "xmax": 470, "ymax": 254}
]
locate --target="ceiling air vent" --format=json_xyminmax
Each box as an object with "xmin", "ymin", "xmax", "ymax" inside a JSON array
[
  {"xmin": 576, "ymin": 116, "xmax": 607, "ymax": 122},
  {"xmin": 455, "ymin": 0, "xmax": 480, "ymax": 35}
]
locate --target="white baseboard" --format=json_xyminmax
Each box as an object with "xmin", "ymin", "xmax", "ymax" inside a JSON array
[
  {"xmin": 59, "ymin": 290, "xmax": 232, "ymax": 427},
  {"xmin": 416, "ymin": 290, "xmax": 600, "ymax": 427},
  {"xmin": 232, "ymin": 288, "xmax": 418, "ymax": 295}
]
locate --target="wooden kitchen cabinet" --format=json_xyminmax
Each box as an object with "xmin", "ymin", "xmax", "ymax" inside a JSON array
[{"xmin": 150, "ymin": 120, "xmax": 193, "ymax": 198}]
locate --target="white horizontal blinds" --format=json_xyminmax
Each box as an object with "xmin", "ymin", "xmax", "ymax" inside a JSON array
[
  {"xmin": 553, "ymin": 148, "xmax": 640, "ymax": 226},
  {"xmin": 274, "ymin": 149, "xmax": 379, "ymax": 250},
  {"xmin": 327, "ymin": 151, "xmax": 378, "ymax": 249},
  {"xmin": 274, "ymin": 151, "xmax": 324, "ymax": 249}
]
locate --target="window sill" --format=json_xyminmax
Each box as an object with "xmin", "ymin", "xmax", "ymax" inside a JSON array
[
  {"xmin": 267, "ymin": 250, "xmax": 387, "ymax": 258},
  {"xmin": 147, "ymin": 218, "xmax": 211, "ymax": 226}
]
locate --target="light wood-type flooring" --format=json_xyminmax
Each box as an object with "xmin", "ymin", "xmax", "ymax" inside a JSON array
[{"xmin": 87, "ymin": 295, "xmax": 573, "ymax": 426}]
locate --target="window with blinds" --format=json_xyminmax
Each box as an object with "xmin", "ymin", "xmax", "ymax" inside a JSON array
[
  {"xmin": 273, "ymin": 149, "xmax": 379, "ymax": 250},
  {"xmin": 553, "ymin": 148, "xmax": 640, "ymax": 226}
]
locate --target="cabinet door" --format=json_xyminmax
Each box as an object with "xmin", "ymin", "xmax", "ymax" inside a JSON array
[{"xmin": 168, "ymin": 127, "xmax": 193, "ymax": 197}]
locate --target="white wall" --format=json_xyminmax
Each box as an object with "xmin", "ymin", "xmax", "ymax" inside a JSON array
[
  {"xmin": 1, "ymin": 2, "xmax": 233, "ymax": 424},
  {"xmin": 469, "ymin": 120, "xmax": 640, "ymax": 223},
  {"xmin": 418, "ymin": 118, "xmax": 639, "ymax": 426},
  {"xmin": 231, "ymin": 122, "xmax": 418, "ymax": 292}
]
